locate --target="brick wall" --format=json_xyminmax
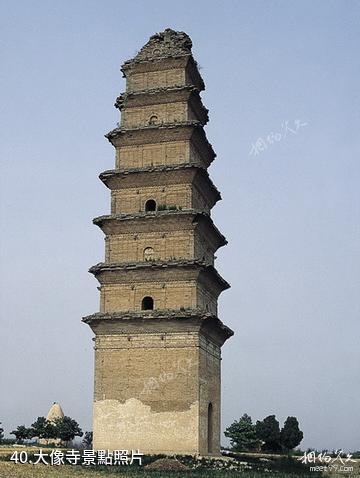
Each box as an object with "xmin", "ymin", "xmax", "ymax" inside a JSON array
[
  {"xmin": 122, "ymin": 102, "xmax": 188, "ymax": 128},
  {"xmin": 105, "ymin": 230, "xmax": 193, "ymax": 263},
  {"xmin": 111, "ymin": 183, "xmax": 192, "ymax": 213},
  {"xmin": 100, "ymin": 280, "xmax": 197, "ymax": 313},
  {"xmin": 126, "ymin": 69, "xmax": 185, "ymax": 92},
  {"xmin": 116, "ymin": 141, "xmax": 188, "ymax": 169}
]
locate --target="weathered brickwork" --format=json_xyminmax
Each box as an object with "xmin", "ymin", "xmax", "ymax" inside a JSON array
[
  {"xmin": 84, "ymin": 29, "xmax": 233, "ymax": 455},
  {"xmin": 112, "ymin": 183, "xmax": 190, "ymax": 213},
  {"xmin": 89, "ymin": 318, "xmax": 224, "ymax": 453},
  {"xmin": 99, "ymin": 280, "xmax": 218, "ymax": 315},
  {"xmin": 111, "ymin": 183, "xmax": 211, "ymax": 215},
  {"xmin": 121, "ymin": 102, "xmax": 195, "ymax": 128},
  {"xmin": 198, "ymin": 340, "xmax": 221, "ymax": 454},
  {"xmin": 100, "ymin": 281, "xmax": 196, "ymax": 313},
  {"xmin": 105, "ymin": 230, "xmax": 194, "ymax": 262},
  {"xmin": 105, "ymin": 229, "xmax": 215, "ymax": 264},
  {"xmin": 194, "ymin": 232, "xmax": 215, "ymax": 265},
  {"xmin": 94, "ymin": 337, "xmax": 199, "ymax": 406},
  {"xmin": 126, "ymin": 69, "xmax": 185, "ymax": 92},
  {"xmin": 115, "ymin": 140, "xmax": 209, "ymax": 169}
]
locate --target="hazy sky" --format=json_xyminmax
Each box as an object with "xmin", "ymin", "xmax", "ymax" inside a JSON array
[{"xmin": 1, "ymin": 0, "xmax": 359, "ymax": 451}]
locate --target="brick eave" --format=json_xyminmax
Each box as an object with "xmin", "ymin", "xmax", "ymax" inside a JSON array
[
  {"xmin": 98, "ymin": 164, "xmax": 221, "ymax": 203},
  {"xmin": 82, "ymin": 309, "xmax": 234, "ymax": 342}
]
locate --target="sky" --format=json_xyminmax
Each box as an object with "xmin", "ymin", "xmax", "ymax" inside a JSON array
[{"xmin": 0, "ymin": 0, "xmax": 359, "ymax": 451}]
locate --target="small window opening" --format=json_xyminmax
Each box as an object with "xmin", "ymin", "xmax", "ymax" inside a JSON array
[
  {"xmin": 145, "ymin": 199, "xmax": 156, "ymax": 212},
  {"xmin": 142, "ymin": 296, "xmax": 154, "ymax": 310}
]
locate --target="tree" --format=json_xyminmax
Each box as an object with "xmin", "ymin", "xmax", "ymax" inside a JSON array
[
  {"xmin": 10, "ymin": 425, "xmax": 32, "ymax": 444},
  {"xmin": 53, "ymin": 416, "xmax": 83, "ymax": 444},
  {"xmin": 0, "ymin": 423, "xmax": 4, "ymax": 444},
  {"xmin": 256, "ymin": 415, "xmax": 281, "ymax": 452},
  {"xmin": 280, "ymin": 416, "xmax": 303, "ymax": 451},
  {"xmin": 224, "ymin": 414, "xmax": 259, "ymax": 451},
  {"xmin": 30, "ymin": 417, "xmax": 56, "ymax": 440},
  {"xmin": 82, "ymin": 431, "xmax": 93, "ymax": 449}
]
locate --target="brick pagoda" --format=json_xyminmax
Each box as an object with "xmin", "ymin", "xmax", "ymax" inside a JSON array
[{"xmin": 83, "ymin": 28, "xmax": 233, "ymax": 455}]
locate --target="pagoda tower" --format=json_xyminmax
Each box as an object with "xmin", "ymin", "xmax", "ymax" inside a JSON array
[{"xmin": 83, "ymin": 28, "xmax": 233, "ymax": 455}]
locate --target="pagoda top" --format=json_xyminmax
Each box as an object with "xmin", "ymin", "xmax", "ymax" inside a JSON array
[
  {"xmin": 46, "ymin": 402, "xmax": 64, "ymax": 422},
  {"xmin": 123, "ymin": 28, "xmax": 193, "ymax": 65}
]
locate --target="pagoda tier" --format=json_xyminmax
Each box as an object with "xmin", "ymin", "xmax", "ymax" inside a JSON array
[
  {"xmin": 99, "ymin": 165, "xmax": 221, "ymax": 215},
  {"xmin": 122, "ymin": 48, "xmax": 205, "ymax": 93},
  {"xmin": 89, "ymin": 259, "xmax": 229, "ymax": 316},
  {"xmin": 116, "ymin": 86, "xmax": 209, "ymax": 126},
  {"xmin": 93, "ymin": 210, "xmax": 226, "ymax": 265},
  {"xmin": 83, "ymin": 310, "xmax": 233, "ymax": 346},
  {"xmin": 107, "ymin": 122, "xmax": 216, "ymax": 170}
]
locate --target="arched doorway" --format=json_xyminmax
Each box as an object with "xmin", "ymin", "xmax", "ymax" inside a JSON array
[
  {"xmin": 141, "ymin": 296, "xmax": 154, "ymax": 310},
  {"xmin": 207, "ymin": 402, "xmax": 213, "ymax": 454},
  {"xmin": 145, "ymin": 199, "xmax": 156, "ymax": 212}
]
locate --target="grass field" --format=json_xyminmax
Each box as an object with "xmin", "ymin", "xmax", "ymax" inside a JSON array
[{"xmin": 0, "ymin": 447, "xmax": 359, "ymax": 478}]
